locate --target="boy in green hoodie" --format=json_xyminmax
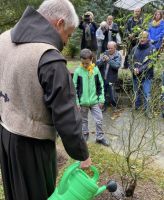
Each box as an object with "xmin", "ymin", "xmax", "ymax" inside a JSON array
[{"xmin": 73, "ymin": 48, "xmax": 109, "ymax": 146}]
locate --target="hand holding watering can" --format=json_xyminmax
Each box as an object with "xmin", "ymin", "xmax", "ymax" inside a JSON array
[{"xmin": 48, "ymin": 162, "xmax": 117, "ymax": 200}]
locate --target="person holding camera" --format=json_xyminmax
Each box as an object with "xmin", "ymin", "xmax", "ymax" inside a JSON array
[
  {"xmin": 79, "ymin": 11, "xmax": 98, "ymax": 57},
  {"xmin": 96, "ymin": 41, "xmax": 122, "ymax": 112}
]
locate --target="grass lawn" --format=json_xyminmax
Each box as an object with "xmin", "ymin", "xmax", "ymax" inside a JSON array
[{"xmin": 67, "ymin": 59, "xmax": 80, "ymax": 73}]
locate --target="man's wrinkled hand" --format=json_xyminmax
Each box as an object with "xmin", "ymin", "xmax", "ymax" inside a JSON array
[
  {"xmin": 128, "ymin": 34, "xmax": 134, "ymax": 40},
  {"xmin": 77, "ymin": 105, "xmax": 81, "ymax": 111},
  {"xmin": 134, "ymin": 68, "xmax": 139, "ymax": 75},
  {"xmin": 80, "ymin": 157, "xmax": 92, "ymax": 169},
  {"xmin": 103, "ymin": 55, "xmax": 109, "ymax": 62}
]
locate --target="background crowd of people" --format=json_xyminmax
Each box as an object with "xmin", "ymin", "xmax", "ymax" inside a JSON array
[
  {"xmin": 77, "ymin": 8, "xmax": 164, "ymax": 119},
  {"xmin": 0, "ymin": 1, "xmax": 163, "ymax": 199}
]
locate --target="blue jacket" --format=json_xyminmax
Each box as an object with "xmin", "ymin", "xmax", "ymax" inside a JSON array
[
  {"xmin": 131, "ymin": 42, "xmax": 156, "ymax": 80},
  {"xmin": 148, "ymin": 20, "xmax": 164, "ymax": 50}
]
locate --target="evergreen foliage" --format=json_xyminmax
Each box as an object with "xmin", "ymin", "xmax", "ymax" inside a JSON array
[
  {"xmin": 0, "ymin": 0, "xmax": 42, "ymax": 33},
  {"xmin": 0, "ymin": 0, "xmax": 162, "ymax": 57}
]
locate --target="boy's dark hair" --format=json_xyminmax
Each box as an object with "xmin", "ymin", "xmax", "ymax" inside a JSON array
[{"xmin": 80, "ymin": 48, "xmax": 93, "ymax": 60}]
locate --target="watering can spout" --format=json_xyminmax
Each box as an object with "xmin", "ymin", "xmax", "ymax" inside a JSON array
[
  {"xmin": 95, "ymin": 185, "xmax": 106, "ymax": 197},
  {"xmin": 95, "ymin": 180, "xmax": 118, "ymax": 197}
]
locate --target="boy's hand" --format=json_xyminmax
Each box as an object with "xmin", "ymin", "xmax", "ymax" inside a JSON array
[
  {"xmin": 77, "ymin": 105, "xmax": 81, "ymax": 111},
  {"xmin": 99, "ymin": 103, "xmax": 104, "ymax": 109}
]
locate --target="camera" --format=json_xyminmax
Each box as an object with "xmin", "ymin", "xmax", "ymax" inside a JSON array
[
  {"xmin": 84, "ymin": 14, "xmax": 91, "ymax": 23},
  {"xmin": 102, "ymin": 54, "xmax": 109, "ymax": 62}
]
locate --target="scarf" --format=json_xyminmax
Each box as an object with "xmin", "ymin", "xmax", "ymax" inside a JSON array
[
  {"xmin": 151, "ymin": 20, "xmax": 161, "ymax": 27},
  {"xmin": 81, "ymin": 63, "xmax": 95, "ymax": 76}
]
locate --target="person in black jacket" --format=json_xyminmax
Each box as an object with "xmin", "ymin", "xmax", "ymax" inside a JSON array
[
  {"xmin": 0, "ymin": 0, "xmax": 91, "ymax": 200},
  {"xmin": 79, "ymin": 11, "xmax": 98, "ymax": 54},
  {"xmin": 124, "ymin": 8, "xmax": 143, "ymax": 68}
]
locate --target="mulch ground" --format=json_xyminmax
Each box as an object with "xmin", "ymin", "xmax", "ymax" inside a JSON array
[{"xmin": 57, "ymin": 146, "xmax": 164, "ymax": 200}]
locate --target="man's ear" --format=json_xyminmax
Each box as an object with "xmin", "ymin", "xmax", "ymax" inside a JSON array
[{"xmin": 56, "ymin": 19, "xmax": 65, "ymax": 29}]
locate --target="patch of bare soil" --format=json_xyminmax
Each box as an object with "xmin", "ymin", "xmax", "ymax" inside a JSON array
[{"xmin": 95, "ymin": 173, "xmax": 164, "ymax": 200}]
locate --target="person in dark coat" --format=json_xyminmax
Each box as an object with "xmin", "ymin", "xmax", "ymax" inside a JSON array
[
  {"xmin": 0, "ymin": 0, "xmax": 91, "ymax": 200},
  {"xmin": 97, "ymin": 41, "xmax": 122, "ymax": 111},
  {"xmin": 79, "ymin": 11, "xmax": 98, "ymax": 52},
  {"xmin": 130, "ymin": 31, "xmax": 156, "ymax": 117},
  {"xmin": 124, "ymin": 8, "xmax": 143, "ymax": 68}
]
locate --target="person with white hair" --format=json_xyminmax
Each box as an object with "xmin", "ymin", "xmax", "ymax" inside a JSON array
[
  {"xmin": 102, "ymin": 15, "xmax": 120, "ymax": 53},
  {"xmin": 96, "ymin": 21, "xmax": 108, "ymax": 59},
  {"xmin": 129, "ymin": 31, "xmax": 156, "ymax": 118},
  {"xmin": 97, "ymin": 41, "xmax": 122, "ymax": 112},
  {"xmin": 0, "ymin": 0, "xmax": 91, "ymax": 199}
]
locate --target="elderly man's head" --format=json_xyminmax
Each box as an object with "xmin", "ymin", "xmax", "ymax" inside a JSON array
[
  {"xmin": 107, "ymin": 15, "xmax": 113, "ymax": 25},
  {"xmin": 107, "ymin": 41, "xmax": 117, "ymax": 55},
  {"xmin": 37, "ymin": 0, "xmax": 79, "ymax": 46},
  {"xmin": 134, "ymin": 8, "xmax": 141, "ymax": 18},
  {"xmin": 139, "ymin": 31, "xmax": 149, "ymax": 45}
]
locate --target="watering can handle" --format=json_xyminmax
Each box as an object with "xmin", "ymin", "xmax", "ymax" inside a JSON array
[
  {"xmin": 90, "ymin": 165, "xmax": 99, "ymax": 182},
  {"xmin": 58, "ymin": 162, "xmax": 99, "ymax": 195},
  {"xmin": 58, "ymin": 162, "xmax": 80, "ymax": 194}
]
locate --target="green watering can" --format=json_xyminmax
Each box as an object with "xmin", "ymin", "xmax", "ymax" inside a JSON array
[{"xmin": 48, "ymin": 162, "xmax": 117, "ymax": 200}]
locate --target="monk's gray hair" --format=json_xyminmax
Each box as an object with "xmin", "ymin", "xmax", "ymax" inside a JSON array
[{"xmin": 37, "ymin": 0, "xmax": 79, "ymax": 28}]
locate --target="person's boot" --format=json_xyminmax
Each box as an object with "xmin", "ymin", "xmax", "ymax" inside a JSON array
[
  {"xmin": 83, "ymin": 133, "xmax": 89, "ymax": 141},
  {"xmin": 102, "ymin": 105, "xmax": 107, "ymax": 112},
  {"xmin": 96, "ymin": 138, "xmax": 109, "ymax": 146}
]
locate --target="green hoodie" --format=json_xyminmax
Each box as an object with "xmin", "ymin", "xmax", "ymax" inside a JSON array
[{"xmin": 73, "ymin": 66, "xmax": 105, "ymax": 106}]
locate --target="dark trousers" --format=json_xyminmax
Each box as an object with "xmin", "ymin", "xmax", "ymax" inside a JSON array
[
  {"xmin": 104, "ymin": 82, "xmax": 117, "ymax": 108},
  {"xmin": 0, "ymin": 125, "xmax": 56, "ymax": 200}
]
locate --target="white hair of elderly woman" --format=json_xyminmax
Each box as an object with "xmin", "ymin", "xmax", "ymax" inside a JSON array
[
  {"xmin": 37, "ymin": 0, "xmax": 79, "ymax": 29},
  {"xmin": 100, "ymin": 21, "xmax": 108, "ymax": 28}
]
